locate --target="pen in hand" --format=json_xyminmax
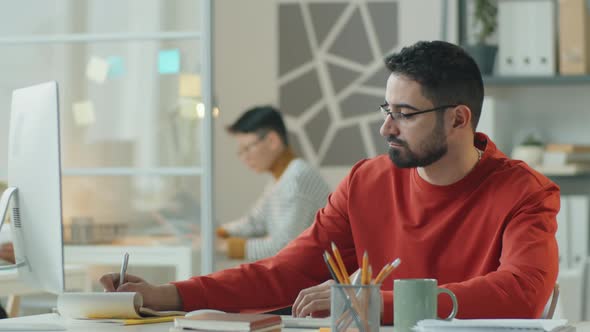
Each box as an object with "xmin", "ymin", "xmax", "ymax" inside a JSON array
[{"xmin": 118, "ymin": 252, "xmax": 129, "ymax": 289}]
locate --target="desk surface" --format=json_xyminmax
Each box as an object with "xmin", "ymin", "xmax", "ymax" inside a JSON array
[
  {"xmin": 0, "ymin": 314, "xmax": 326, "ymax": 332},
  {"xmin": 3, "ymin": 314, "xmax": 588, "ymax": 332}
]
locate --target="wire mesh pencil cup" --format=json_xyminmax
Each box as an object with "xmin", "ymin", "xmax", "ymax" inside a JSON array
[{"xmin": 331, "ymin": 284, "xmax": 381, "ymax": 332}]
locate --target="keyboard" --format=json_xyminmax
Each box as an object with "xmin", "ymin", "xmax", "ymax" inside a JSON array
[{"xmin": 281, "ymin": 316, "xmax": 331, "ymax": 328}]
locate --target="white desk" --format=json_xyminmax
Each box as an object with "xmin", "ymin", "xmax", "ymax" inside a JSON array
[
  {"xmin": 0, "ymin": 313, "xmax": 322, "ymax": 332},
  {"xmin": 2, "ymin": 314, "xmax": 589, "ymax": 332}
]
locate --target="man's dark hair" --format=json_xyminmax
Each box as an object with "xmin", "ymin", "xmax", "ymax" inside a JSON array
[
  {"xmin": 384, "ymin": 40, "xmax": 484, "ymax": 130},
  {"xmin": 227, "ymin": 106, "xmax": 289, "ymax": 145}
]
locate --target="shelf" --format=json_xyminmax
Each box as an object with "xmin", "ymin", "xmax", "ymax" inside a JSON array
[
  {"xmin": 532, "ymin": 165, "xmax": 590, "ymax": 177},
  {"xmin": 484, "ymin": 75, "xmax": 590, "ymax": 86}
]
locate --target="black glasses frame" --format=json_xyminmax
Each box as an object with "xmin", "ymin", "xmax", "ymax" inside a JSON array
[
  {"xmin": 237, "ymin": 130, "xmax": 269, "ymax": 156},
  {"xmin": 379, "ymin": 103, "xmax": 458, "ymax": 121}
]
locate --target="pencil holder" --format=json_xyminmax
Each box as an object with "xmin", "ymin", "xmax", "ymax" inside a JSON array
[{"xmin": 331, "ymin": 284, "xmax": 381, "ymax": 332}]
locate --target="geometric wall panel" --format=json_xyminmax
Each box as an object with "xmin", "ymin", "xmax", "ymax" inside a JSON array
[
  {"xmin": 279, "ymin": 0, "xmax": 400, "ymax": 167},
  {"xmin": 327, "ymin": 62, "xmax": 361, "ymax": 94},
  {"xmin": 367, "ymin": 2, "xmax": 399, "ymax": 53},
  {"xmin": 339, "ymin": 92, "xmax": 383, "ymax": 119},
  {"xmin": 288, "ymin": 130, "xmax": 305, "ymax": 159},
  {"xmin": 321, "ymin": 125, "xmax": 365, "ymax": 166},
  {"xmin": 328, "ymin": 8, "xmax": 373, "ymax": 65},
  {"xmin": 304, "ymin": 107, "xmax": 332, "ymax": 154},
  {"xmin": 362, "ymin": 67, "xmax": 390, "ymax": 89},
  {"xmin": 279, "ymin": 68, "xmax": 322, "ymax": 117},
  {"xmin": 309, "ymin": 2, "xmax": 348, "ymax": 46},
  {"xmin": 279, "ymin": 4, "xmax": 314, "ymax": 76}
]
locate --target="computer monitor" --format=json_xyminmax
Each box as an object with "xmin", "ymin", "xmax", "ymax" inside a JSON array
[{"xmin": 0, "ymin": 81, "xmax": 64, "ymax": 294}]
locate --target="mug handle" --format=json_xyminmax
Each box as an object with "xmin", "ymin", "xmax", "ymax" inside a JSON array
[{"xmin": 437, "ymin": 288, "xmax": 458, "ymax": 320}]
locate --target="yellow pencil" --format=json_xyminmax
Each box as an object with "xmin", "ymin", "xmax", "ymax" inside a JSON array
[
  {"xmin": 374, "ymin": 258, "xmax": 401, "ymax": 284},
  {"xmin": 361, "ymin": 251, "xmax": 369, "ymax": 285},
  {"xmin": 331, "ymin": 242, "xmax": 350, "ymax": 284}
]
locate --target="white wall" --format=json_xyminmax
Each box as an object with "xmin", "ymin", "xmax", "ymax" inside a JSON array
[{"xmin": 213, "ymin": 0, "xmax": 277, "ymax": 222}]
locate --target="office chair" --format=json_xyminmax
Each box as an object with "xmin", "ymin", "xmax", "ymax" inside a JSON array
[{"xmin": 541, "ymin": 283, "xmax": 560, "ymax": 319}]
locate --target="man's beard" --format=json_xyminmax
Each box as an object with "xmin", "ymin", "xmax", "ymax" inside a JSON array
[{"xmin": 387, "ymin": 119, "xmax": 448, "ymax": 168}]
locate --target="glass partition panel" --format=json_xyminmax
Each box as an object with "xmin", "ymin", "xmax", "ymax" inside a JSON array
[
  {"xmin": 62, "ymin": 175, "xmax": 201, "ymax": 244},
  {"xmin": 0, "ymin": 39, "xmax": 203, "ymax": 172},
  {"xmin": 0, "ymin": 0, "xmax": 200, "ymax": 36}
]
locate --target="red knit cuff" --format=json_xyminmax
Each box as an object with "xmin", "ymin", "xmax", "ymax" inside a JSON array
[{"xmin": 171, "ymin": 278, "xmax": 207, "ymax": 311}]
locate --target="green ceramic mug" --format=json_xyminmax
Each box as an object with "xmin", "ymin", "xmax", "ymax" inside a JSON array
[{"xmin": 393, "ymin": 278, "xmax": 458, "ymax": 332}]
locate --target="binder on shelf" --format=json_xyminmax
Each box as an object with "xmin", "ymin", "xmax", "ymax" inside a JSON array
[
  {"xmin": 498, "ymin": 0, "xmax": 519, "ymax": 75},
  {"xmin": 556, "ymin": 196, "xmax": 570, "ymax": 269},
  {"xmin": 568, "ymin": 196, "xmax": 589, "ymax": 268},
  {"xmin": 498, "ymin": 0, "xmax": 556, "ymax": 76},
  {"xmin": 559, "ymin": 0, "xmax": 590, "ymax": 75}
]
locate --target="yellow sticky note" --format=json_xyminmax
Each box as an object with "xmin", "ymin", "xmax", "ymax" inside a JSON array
[
  {"xmin": 179, "ymin": 74, "xmax": 201, "ymax": 97},
  {"xmin": 123, "ymin": 316, "xmax": 180, "ymax": 325},
  {"xmin": 86, "ymin": 56, "xmax": 109, "ymax": 84},
  {"xmin": 72, "ymin": 100, "xmax": 96, "ymax": 126},
  {"xmin": 179, "ymin": 99, "xmax": 200, "ymax": 120}
]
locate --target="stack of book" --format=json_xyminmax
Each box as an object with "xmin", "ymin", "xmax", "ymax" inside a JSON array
[
  {"xmin": 171, "ymin": 313, "xmax": 282, "ymax": 332},
  {"xmin": 538, "ymin": 144, "xmax": 590, "ymax": 175}
]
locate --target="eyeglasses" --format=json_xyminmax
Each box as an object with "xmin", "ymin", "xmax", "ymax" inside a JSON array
[
  {"xmin": 379, "ymin": 103, "xmax": 458, "ymax": 121},
  {"xmin": 237, "ymin": 132, "xmax": 267, "ymax": 156}
]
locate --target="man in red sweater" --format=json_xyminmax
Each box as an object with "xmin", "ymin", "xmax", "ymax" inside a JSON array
[{"xmin": 100, "ymin": 41, "xmax": 559, "ymax": 323}]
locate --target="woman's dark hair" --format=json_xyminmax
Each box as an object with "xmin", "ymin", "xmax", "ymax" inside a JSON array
[{"xmin": 227, "ymin": 106, "xmax": 288, "ymax": 145}]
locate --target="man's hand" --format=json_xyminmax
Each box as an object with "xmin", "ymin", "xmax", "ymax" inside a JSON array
[
  {"xmin": 99, "ymin": 273, "xmax": 183, "ymax": 311},
  {"xmin": 0, "ymin": 242, "xmax": 15, "ymax": 264},
  {"xmin": 292, "ymin": 279, "xmax": 335, "ymax": 317},
  {"xmin": 226, "ymin": 237, "xmax": 246, "ymax": 259}
]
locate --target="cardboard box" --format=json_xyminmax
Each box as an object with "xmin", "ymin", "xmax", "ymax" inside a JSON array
[{"xmin": 559, "ymin": 0, "xmax": 590, "ymax": 74}]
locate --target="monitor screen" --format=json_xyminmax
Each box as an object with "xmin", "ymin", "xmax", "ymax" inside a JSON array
[{"xmin": 4, "ymin": 81, "xmax": 64, "ymax": 294}]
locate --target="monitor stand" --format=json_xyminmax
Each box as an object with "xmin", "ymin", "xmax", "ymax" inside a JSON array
[{"xmin": 0, "ymin": 187, "xmax": 26, "ymax": 269}]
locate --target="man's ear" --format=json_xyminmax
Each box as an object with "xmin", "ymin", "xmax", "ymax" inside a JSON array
[
  {"xmin": 451, "ymin": 105, "xmax": 472, "ymax": 129},
  {"xmin": 266, "ymin": 131, "xmax": 283, "ymax": 149}
]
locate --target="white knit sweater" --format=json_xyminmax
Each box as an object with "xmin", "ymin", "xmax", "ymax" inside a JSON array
[{"xmin": 223, "ymin": 159, "xmax": 331, "ymax": 260}]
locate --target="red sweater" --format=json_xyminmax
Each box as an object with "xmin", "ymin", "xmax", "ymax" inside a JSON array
[{"xmin": 173, "ymin": 133, "xmax": 559, "ymax": 324}]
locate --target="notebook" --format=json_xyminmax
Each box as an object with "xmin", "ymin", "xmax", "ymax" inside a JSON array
[
  {"xmin": 414, "ymin": 319, "xmax": 574, "ymax": 332},
  {"xmin": 57, "ymin": 292, "xmax": 185, "ymax": 325},
  {"xmin": 174, "ymin": 312, "xmax": 282, "ymax": 332}
]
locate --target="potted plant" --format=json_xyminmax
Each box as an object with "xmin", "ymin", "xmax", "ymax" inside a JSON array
[
  {"xmin": 464, "ymin": 0, "xmax": 498, "ymax": 75},
  {"xmin": 511, "ymin": 134, "xmax": 545, "ymax": 166}
]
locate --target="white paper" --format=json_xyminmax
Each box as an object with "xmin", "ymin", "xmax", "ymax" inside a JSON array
[
  {"xmin": 57, "ymin": 292, "xmax": 142, "ymax": 319},
  {"xmin": 414, "ymin": 319, "xmax": 569, "ymax": 332},
  {"xmin": 72, "ymin": 100, "xmax": 96, "ymax": 126},
  {"xmin": 86, "ymin": 56, "xmax": 109, "ymax": 84}
]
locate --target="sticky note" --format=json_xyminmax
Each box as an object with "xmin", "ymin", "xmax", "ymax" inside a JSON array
[
  {"xmin": 72, "ymin": 100, "xmax": 96, "ymax": 126},
  {"xmin": 179, "ymin": 74, "xmax": 201, "ymax": 97},
  {"xmin": 107, "ymin": 56, "xmax": 125, "ymax": 78},
  {"xmin": 179, "ymin": 99, "xmax": 200, "ymax": 120},
  {"xmin": 158, "ymin": 49, "xmax": 180, "ymax": 74},
  {"xmin": 86, "ymin": 56, "xmax": 109, "ymax": 83}
]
